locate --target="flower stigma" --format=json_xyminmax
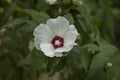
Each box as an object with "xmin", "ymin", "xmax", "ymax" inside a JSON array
[
  {"xmin": 51, "ymin": 36, "xmax": 64, "ymax": 49},
  {"xmin": 55, "ymin": 40, "xmax": 61, "ymax": 46}
]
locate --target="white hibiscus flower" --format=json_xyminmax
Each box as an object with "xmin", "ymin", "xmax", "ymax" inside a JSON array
[
  {"xmin": 46, "ymin": 0, "xmax": 57, "ymax": 5},
  {"xmin": 33, "ymin": 16, "xmax": 79, "ymax": 57}
]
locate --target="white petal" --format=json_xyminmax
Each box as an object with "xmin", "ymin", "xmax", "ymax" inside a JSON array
[
  {"xmin": 34, "ymin": 38, "xmax": 41, "ymax": 50},
  {"xmin": 54, "ymin": 25, "xmax": 79, "ymax": 53},
  {"xmin": 46, "ymin": 0, "xmax": 57, "ymax": 5},
  {"xmin": 54, "ymin": 43, "xmax": 76, "ymax": 53},
  {"xmin": 40, "ymin": 43, "xmax": 55, "ymax": 57},
  {"xmin": 64, "ymin": 25, "xmax": 79, "ymax": 44},
  {"xmin": 54, "ymin": 52, "xmax": 63, "ymax": 57},
  {"xmin": 33, "ymin": 24, "xmax": 53, "ymax": 43},
  {"xmin": 46, "ymin": 16, "xmax": 70, "ymax": 37}
]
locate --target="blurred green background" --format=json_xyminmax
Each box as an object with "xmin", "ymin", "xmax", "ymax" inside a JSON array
[{"xmin": 0, "ymin": 0, "xmax": 120, "ymax": 80}]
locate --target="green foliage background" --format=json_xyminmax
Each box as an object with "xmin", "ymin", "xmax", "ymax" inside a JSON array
[{"xmin": 0, "ymin": 0, "xmax": 120, "ymax": 80}]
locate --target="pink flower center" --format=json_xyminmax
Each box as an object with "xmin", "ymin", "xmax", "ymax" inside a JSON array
[{"xmin": 51, "ymin": 36, "xmax": 64, "ymax": 49}]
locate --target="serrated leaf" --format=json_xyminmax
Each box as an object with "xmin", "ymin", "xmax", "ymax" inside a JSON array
[
  {"xmin": 22, "ymin": 9, "xmax": 50, "ymax": 23},
  {"xmin": 87, "ymin": 44, "xmax": 118, "ymax": 79}
]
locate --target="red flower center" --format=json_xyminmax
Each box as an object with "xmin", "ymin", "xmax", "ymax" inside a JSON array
[{"xmin": 51, "ymin": 36, "xmax": 64, "ymax": 49}]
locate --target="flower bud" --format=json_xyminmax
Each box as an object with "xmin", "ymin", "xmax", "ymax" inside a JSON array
[
  {"xmin": 46, "ymin": 0, "xmax": 57, "ymax": 5},
  {"xmin": 77, "ymin": 34, "xmax": 80, "ymax": 40},
  {"xmin": 104, "ymin": 62, "xmax": 112, "ymax": 73},
  {"xmin": 106, "ymin": 62, "xmax": 112, "ymax": 67},
  {"xmin": 0, "ymin": 28, "xmax": 7, "ymax": 37}
]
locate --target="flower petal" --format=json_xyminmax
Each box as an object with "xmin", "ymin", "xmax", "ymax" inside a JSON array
[
  {"xmin": 46, "ymin": 16, "xmax": 70, "ymax": 36},
  {"xmin": 46, "ymin": 0, "xmax": 57, "ymax": 5},
  {"xmin": 64, "ymin": 25, "xmax": 79, "ymax": 43},
  {"xmin": 40, "ymin": 43, "xmax": 55, "ymax": 57},
  {"xmin": 54, "ymin": 43, "xmax": 76, "ymax": 53},
  {"xmin": 54, "ymin": 52, "xmax": 63, "ymax": 57},
  {"xmin": 34, "ymin": 38, "xmax": 41, "ymax": 50},
  {"xmin": 33, "ymin": 24, "xmax": 53, "ymax": 44}
]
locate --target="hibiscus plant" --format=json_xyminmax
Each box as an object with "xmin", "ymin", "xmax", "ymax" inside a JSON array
[{"xmin": 0, "ymin": 0, "xmax": 120, "ymax": 80}]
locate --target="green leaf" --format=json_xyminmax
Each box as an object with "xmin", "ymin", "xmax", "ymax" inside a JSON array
[
  {"xmin": 31, "ymin": 47, "xmax": 46, "ymax": 68},
  {"xmin": 47, "ymin": 57, "xmax": 67, "ymax": 77},
  {"xmin": 87, "ymin": 44, "xmax": 118, "ymax": 79},
  {"xmin": 55, "ymin": 57, "xmax": 67, "ymax": 72},
  {"xmin": 30, "ymin": 48, "xmax": 46, "ymax": 80},
  {"xmin": 82, "ymin": 44, "xmax": 99, "ymax": 54},
  {"xmin": 64, "ymin": 13, "xmax": 74, "ymax": 24},
  {"xmin": 47, "ymin": 58, "xmax": 58, "ymax": 77},
  {"xmin": 71, "ymin": 46, "xmax": 90, "ymax": 72},
  {"xmin": 75, "ymin": 3, "xmax": 100, "ymax": 40},
  {"xmin": 19, "ymin": 53, "xmax": 31, "ymax": 65},
  {"xmin": 107, "ymin": 53, "xmax": 120, "ymax": 79},
  {"xmin": 36, "ymin": 0, "xmax": 48, "ymax": 11},
  {"xmin": 76, "ymin": 4, "xmax": 92, "ymax": 24},
  {"xmin": 22, "ymin": 9, "xmax": 50, "ymax": 23},
  {"xmin": 2, "ymin": 3, "xmax": 16, "ymax": 23},
  {"xmin": 2, "ymin": 18, "xmax": 28, "ymax": 28}
]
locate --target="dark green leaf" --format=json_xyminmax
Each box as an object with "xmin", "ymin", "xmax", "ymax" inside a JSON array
[
  {"xmin": 47, "ymin": 57, "xmax": 67, "ymax": 77},
  {"xmin": 36, "ymin": 0, "xmax": 48, "ymax": 11},
  {"xmin": 87, "ymin": 44, "xmax": 118, "ymax": 79},
  {"xmin": 64, "ymin": 13, "xmax": 74, "ymax": 24},
  {"xmin": 55, "ymin": 57, "xmax": 67, "ymax": 72},
  {"xmin": 30, "ymin": 48, "xmax": 46, "ymax": 80},
  {"xmin": 22, "ymin": 9, "xmax": 50, "ymax": 23},
  {"xmin": 2, "ymin": 18, "xmax": 28, "ymax": 28},
  {"xmin": 107, "ymin": 53, "xmax": 120, "ymax": 79},
  {"xmin": 71, "ymin": 46, "xmax": 90, "ymax": 72},
  {"xmin": 82, "ymin": 44, "xmax": 99, "ymax": 54}
]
